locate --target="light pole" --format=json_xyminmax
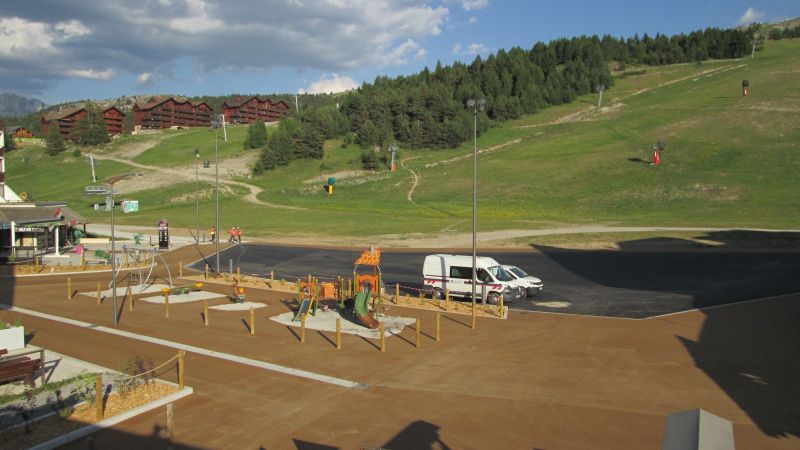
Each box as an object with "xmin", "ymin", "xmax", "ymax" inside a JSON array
[
  {"xmin": 194, "ymin": 148, "xmax": 200, "ymax": 244},
  {"xmin": 107, "ymin": 173, "xmax": 140, "ymax": 326},
  {"xmin": 211, "ymin": 114, "xmax": 224, "ymax": 274},
  {"xmin": 467, "ymin": 98, "xmax": 485, "ymax": 315}
]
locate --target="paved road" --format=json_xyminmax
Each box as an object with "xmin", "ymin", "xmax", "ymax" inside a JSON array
[{"xmin": 191, "ymin": 244, "xmax": 800, "ymax": 319}]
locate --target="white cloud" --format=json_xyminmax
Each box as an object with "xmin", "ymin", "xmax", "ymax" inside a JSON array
[
  {"xmin": 461, "ymin": 0, "xmax": 489, "ymax": 11},
  {"xmin": 301, "ymin": 73, "xmax": 359, "ymax": 94},
  {"xmin": 737, "ymin": 7, "xmax": 765, "ymax": 25},
  {"xmin": 66, "ymin": 68, "xmax": 115, "ymax": 80},
  {"xmin": 137, "ymin": 72, "xmax": 153, "ymax": 85},
  {"xmin": 0, "ymin": 1, "xmax": 450, "ymax": 94},
  {"xmin": 453, "ymin": 42, "xmax": 488, "ymax": 56},
  {"xmin": 468, "ymin": 16, "xmax": 478, "ymax": 24}
]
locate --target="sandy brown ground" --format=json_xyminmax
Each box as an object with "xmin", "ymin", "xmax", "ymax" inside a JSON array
[{"xmin": 2, "ymin": 244, "xmax": 798, "ymax": 449}]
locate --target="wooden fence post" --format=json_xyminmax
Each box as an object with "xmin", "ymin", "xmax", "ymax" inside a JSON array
[
  {"xmin": 415, "ymin": 318, "xmax": 421, "ymax": 349},
  {"xmin": 95, "ymin": 374, "xmax": 103, "ymax": 421},
  {"xmin": 126, "ymin": 286, "xmax": 133, "ymax": 312},
  {"xmin": 66, "ymin": 277, "xmax": 72, "ymax": 301},
  {"xmin": 380, "ymin": 322, "xmax": 386, "ymax": 353},
  {"xmin": 204, "ymin": 264, "xmax": 209, "ymax": 280},
  {"xmin": 164, "ymin": 292, "xmax": 170, "ymax": 318},
  {"xmin": 178, "ymin": 351, "xmax": 185, "ymax": 389},
  {"xmin": 270, "ymin": 270, "xmax": 274, "ymax": 285},
  {"xmin": 436, "ymin": 312, "xmax": 441, "ymax": 342},
  {"xmin": 203, "ymin": 301, "xmax": 209, "ymax": 326},
  {"xmin": 300, "ymin": 315, "xmax": 306, "ymax": 343},
  {"xmin": 249, "ymin": 306, "xmax": 255, "ymax": 335},
  {"xmin": 499, "ymin": 294, "xmax": 504, "ymax": 318},
  {"xmin": 179, "ymin": 262, "xmax": 183, "ymax": 278},
  {"xmin": 471, "ymin": 300, "xmax": 476, "ymax": 330},
  {"xmin": 336, "ymin": 318, "xmax": 341, "ymax": 350},
  {"xmin": 166, "ymin": 403, "xmax": 175, "ymax": 449},
  {"xmin": 395, "ymin": 283, "xmax": 400, "ymax": 304},
  {"xmin": 445, "ymin": 289, "xmax": 450, "ymax": 311},
  {"xmin": 96, "ymin": 282, "xmax": 101, "ymax": 305}
]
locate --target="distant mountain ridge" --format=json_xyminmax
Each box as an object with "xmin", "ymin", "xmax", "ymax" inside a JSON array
[{"xmin": 0, "ymin": 93, "xmax": 46, "ymax": 117}]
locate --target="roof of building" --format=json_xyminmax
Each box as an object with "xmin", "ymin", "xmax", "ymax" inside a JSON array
[
  {"xmin": 41, "ymin": 107, "xmax": 85, "ymax": 122},
  {"xmin": 0, "ymin": 204, "xmax": 84, "ymax": 226}
]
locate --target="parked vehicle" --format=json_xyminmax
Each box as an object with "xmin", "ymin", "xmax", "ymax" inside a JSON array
[
  {"xmin": 502, "ymin": 265, "xmax": 544, "ymax": 298},
  {"xmin": 423, "ymin": 254, "xmax": 521, "ymax": 304}
]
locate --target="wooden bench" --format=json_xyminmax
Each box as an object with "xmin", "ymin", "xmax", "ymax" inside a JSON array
[{"xmin": 0, "ymin": 348, "xmax": 46, "ymax": 388}]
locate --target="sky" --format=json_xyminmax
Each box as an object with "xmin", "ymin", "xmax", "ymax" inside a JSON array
[{"xmin": 0, "ymin": 0, "xmax": 798, "ymax": 105}]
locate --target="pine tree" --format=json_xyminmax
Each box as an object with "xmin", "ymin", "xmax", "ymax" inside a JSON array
[
  {"xmin": 243, "ymin": 120, "xmax": 268, "ymax": 149},
  {"xmin": 45, "ymin": 124, "xmax": 66, "ymax": 155}
]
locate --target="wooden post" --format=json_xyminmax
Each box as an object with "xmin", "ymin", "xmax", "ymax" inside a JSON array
[
  {"xmin": 395, "ymin": 283, "xmax": 400, "ymax": 304},
  {"xmin": 237, "ymin": 266, "xmax": 241, "ymax": 281},
  {"xmin": 336, "ymin": 318, "xmax": 341, "ymax": 350},
  {"xmin": 435, "ymin": 312, "xmax": 441, "ymax": 342},
  {"xmin": 164, "ymin": 292, "xmax": 170, "ymax": 318},
  {"xmin": 67, "ymin": 277, "xmax": 72, "ymax": 301},
  {"xmin": 499, "ymin": 294, "xmax": 504, "ymax": 318},
  {"xmin": 95, "ymin": 374, "xmax": 103, "ymax": 421},
  {"xmin": 179, "ymin": 262, "xmax": 183, "ymax": 278},
  {"xmin": 300, "ymin": 315, "xmax": 306, "ymax": 343},
  {"xmin": 203, "ymin": 301, "xmax": 209, "ymax": 326},
  {"xmin": 96, "ymin": 282, "xmax": 101, "ymax": 305},
  {"xmin": 445, "ymin": 289, "xmax": 450, "ymax": 311},
  {"xmin": 178, "ymin": 351, "xmax": 185, "ymax": 389},
  {"xmin": 380, "ymin": 322, "xmax": 386, "ymax": 353},
  {"xmin": 204, "ymin": 264, "xmax": 209, "ymax": 280},
  {"xmin": 166, "ymin": 403, "xmax": 175, "ymax": 449},
  {"xmin": 415, "ymin": 318, "xmax": 421, "ymax": 349},
  {"xmin": 249, "ymin": 306, "xmax": 255, "ymax": 335},
  {"xmin": 270, "ymin": 270, "xmax": 274, "ymax": 285},
  {"xmin": 126, "ymin": 286, "xmax": 133, "ymax": 312},
  {"xmin": 471, "ymin": 300, "xmax": 476, "ymax": 330}
]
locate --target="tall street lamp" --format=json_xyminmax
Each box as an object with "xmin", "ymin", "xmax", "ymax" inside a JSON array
[
  {"xmin": 211, "ymin": 114, "xmax": 224, "ymax": 273},
  {"xmin": 194, "ymin": 148, "xmax": 200, "ymax": 244},
  {"xmin": 107, "ymin": 172, "xmax": 141, "ymax": 326},
  {"xmin": 467, "ymin": 98, "xmax": 485, "ymax": 318}
]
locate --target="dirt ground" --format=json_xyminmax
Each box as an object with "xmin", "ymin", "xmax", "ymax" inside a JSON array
[{"xmin": 2, "ymin": 243, "xmax": 798, "ymax": 449}]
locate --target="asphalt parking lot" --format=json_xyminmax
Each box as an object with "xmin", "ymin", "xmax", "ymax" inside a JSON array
[{"xmin": 190, "ymin": 244, "xmax": 800, "ymax": 319}]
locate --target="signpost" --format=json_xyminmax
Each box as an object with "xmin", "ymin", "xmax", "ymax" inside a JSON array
[{"xmin": 158, "ymin": 218, "xmax": 169, "ymax": 250}]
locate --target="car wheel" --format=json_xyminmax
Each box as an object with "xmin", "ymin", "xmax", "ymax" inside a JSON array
[
  {"xmin": 432, "ymin": 288, "xmax": 444, "ymax": 300},
  {"xmin": 487, "ymin": 292, "xmax": 500, "ymax": 305}
]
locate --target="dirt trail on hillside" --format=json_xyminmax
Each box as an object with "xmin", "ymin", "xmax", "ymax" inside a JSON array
[
  {"xmin": 400, "ymin": 156, "xmax": 420, "ymax": 204},
  {"xmin": 90, "ymin": 152, "xmax": 304, "ymax": 211}
]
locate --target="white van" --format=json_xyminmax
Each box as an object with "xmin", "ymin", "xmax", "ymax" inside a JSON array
[
  {"xmin": 502, "ymin": 264, "xmax": 543, "ymax": 298},
  {"xmin": 423, "ymin": 254, "xmax": 521, "ymax": 304}
]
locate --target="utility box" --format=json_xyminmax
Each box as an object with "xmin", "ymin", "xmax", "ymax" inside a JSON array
[{"xmin": 662, "ymin": 409, "xmax": 734, "ymax": 450}]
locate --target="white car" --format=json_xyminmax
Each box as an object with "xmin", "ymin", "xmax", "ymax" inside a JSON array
[{"xmin": 502, "ymin": 265, "xmax": 543, "ymax": 298}]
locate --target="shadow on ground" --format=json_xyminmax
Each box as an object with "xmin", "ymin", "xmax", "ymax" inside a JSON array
[
  {"xmin": 532, "ymin": 229, "xmax": 800, "ymax": 439},
  {"xmin": 292, "ymin": 420, "xmax": 451, "ymax": 450}
]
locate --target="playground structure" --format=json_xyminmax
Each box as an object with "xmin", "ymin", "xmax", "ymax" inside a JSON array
[
  {"xmin": 350, "ymin": 247, "xmax": 383, "ymax": 329},
  {"xmin": 114, "ymin": 244, "xmax": 174, "ymax": 293}
]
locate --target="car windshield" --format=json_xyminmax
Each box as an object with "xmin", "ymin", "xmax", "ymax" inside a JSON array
[
  {"xmin": 488, "ymin": 266, "xmax": 514, "ymax": 282},
  {"xmin": 509, "ymin": 267, "xmax": 528, "ymax": 278}
]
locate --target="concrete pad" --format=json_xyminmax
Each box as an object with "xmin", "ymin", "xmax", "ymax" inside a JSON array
[
  {"xmin": 79, "ymin": 283, "xmax": 172, "ymax": 298},
  {"xmin": 209, "ymin": 302, "xmax": 268, "ymax": 311},
  {"xmin": 140, "ymin": 290, "xmax": 227, "ymax": 304},
  {"xmin": 269, "ymin": 309, "xmax": 415, "ymax": 339}
]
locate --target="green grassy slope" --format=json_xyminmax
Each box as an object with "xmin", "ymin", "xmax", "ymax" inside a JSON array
[{"xmin": 6, "ymin": 40, "xmax": 799, "ymax": 238}]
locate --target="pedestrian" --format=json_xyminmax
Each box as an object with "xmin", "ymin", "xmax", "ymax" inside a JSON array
[
  {"xmin": 229, "ymin": 227, "xmax": 237, "ymax": 243},
  {"xmin": 236, "ymin": 226, "xmax": 242, "ymax": 243},
  {"xmin": 209, "ymin": 226, "xmax": 216, "ymax": 243}
]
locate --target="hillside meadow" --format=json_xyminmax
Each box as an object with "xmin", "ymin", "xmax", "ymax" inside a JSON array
[{"xmin": 6, "ymin": 39, "xmax": 799, "ymax": 241}]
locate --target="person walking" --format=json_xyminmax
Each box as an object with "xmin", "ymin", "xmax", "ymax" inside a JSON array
[
  {"xmin": 229, "ymin": 226, "xmax": 237, "ymax": 243},
  {"xmin": 235, "ymin": 226, "xmax": 243, "ymax": 243},
  {"xmin": 209, "ymin": 226, "xmax": 216, "ymax": 243}
]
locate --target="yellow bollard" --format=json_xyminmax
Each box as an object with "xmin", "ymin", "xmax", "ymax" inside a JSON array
[
  {"xmin": 203, "ymin": 301, "xmax": 209, "ymax": 326},
  {"xmin": 249, "ymin": 306, "xmax": 255, "ymax": 335},
  {"xmin": 435, "ymin": 312, "xmax": 441, "ymax": 342},
  {"xmin": 96, "ymin": 282, "xmax": 101, "ymax": 305},
  {"xmin": 336, "ymin": 318, "xmax": 341, "ymax": 350},
  {"xmin": 380, "ymin": 322, "xmax": 386, "ymax": 353},
  {"xmin": 67, "ymin": 277, "xmax": 72, "ymax": 301},
  {"xmin": 300, "ymin": 315, "xmax": 306, "ymax": 343},
  {"xmin": 416, "ymin": 318, "xmax": 421, "ymax": 349}
]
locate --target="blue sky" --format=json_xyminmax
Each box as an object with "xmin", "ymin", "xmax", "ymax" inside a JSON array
[{"xmin": 0, "ymin": 0, "xmax": 797, "ymax": 105}]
